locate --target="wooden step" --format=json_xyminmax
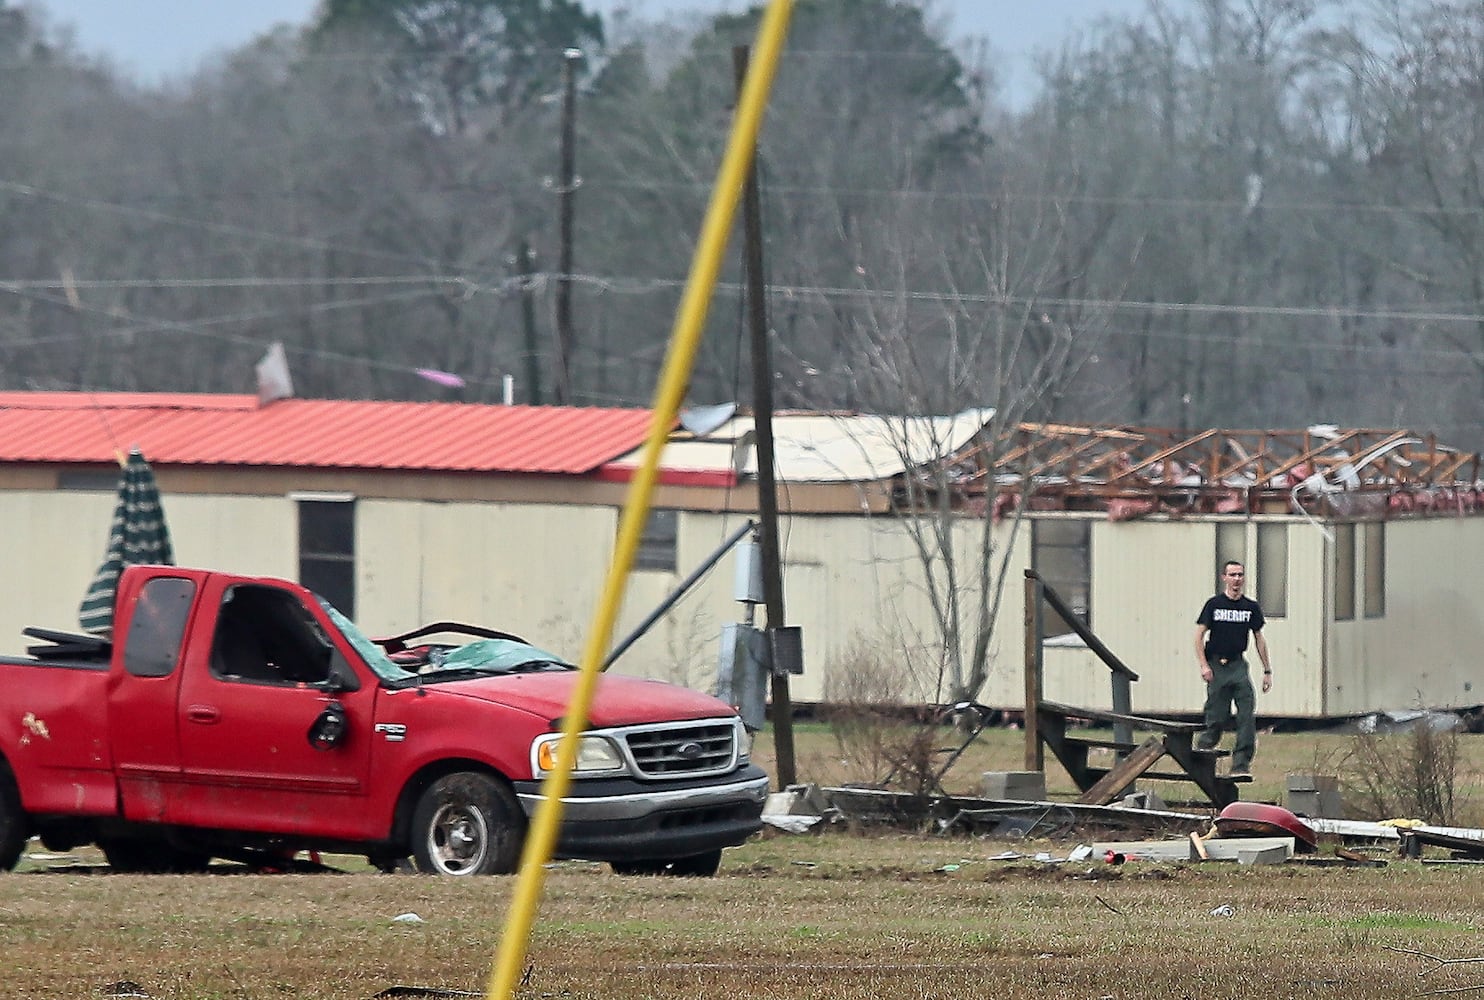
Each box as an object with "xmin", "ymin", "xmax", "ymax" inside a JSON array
[
  {"xmin": 1063, "ymin": 735, "xmax": 1230, "ymax": 757},
  {"xmin": 1038, "ymin": 700, "xmax": 1202, "ymax": 734},
  {"xmin": 1088, "ymin": 767, "xmax": 1249, "ymax": 784}
]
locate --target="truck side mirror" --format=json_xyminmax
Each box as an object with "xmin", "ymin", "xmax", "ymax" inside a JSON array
[{"xmin": 308, "ymin": 701, "xmax": 348, "ymax": 750}]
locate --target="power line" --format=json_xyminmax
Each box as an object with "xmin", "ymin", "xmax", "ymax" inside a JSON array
[{"xmin": 0, "ymin": 178, "xmax": 497, "ymax": 276}]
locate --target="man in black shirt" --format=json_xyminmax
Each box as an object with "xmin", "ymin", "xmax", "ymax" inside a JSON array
[{"xmin": 1194, "ymin": 560, "xmax": 1272, "ymax": 777}]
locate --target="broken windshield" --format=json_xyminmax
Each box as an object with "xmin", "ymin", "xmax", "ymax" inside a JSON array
[
  {"xmin": 418, "ymin": 638, "xmax": 572, "ymax": 677},
  {"xmin": 319, "ymin": 600, "xmax": 406, "ymax": 683}
]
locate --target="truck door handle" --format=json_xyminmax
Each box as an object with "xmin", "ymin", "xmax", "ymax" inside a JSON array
[{"xmin": 186, "ymin": 704, "xmax": 221, "ymax": 724}]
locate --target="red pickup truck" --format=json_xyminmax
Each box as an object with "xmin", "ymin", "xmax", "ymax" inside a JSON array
[{"xmin": 0, "ymin": 566, "xmax": 768, "ymax": 876}]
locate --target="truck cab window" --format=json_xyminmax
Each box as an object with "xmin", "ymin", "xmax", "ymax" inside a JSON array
[
  {"xmin": 123, "ymin": 577, "xmax": 197, "ymax": 678},
  {"xmin": 211, "ymin": 585, "xmax": 333, "ymax": 687}
]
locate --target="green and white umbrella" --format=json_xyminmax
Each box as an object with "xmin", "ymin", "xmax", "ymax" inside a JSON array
[{"xmin": 78, "ymin": 450, "xmax": 175, "ymax": 635}]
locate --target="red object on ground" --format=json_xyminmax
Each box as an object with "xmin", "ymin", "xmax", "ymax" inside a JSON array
[{"xmin": 1214, "ymin": 801, "xmax": 1318, "ymax": 852}]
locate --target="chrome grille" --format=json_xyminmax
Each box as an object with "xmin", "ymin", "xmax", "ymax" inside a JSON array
[{"xmin": 624, "ymin": 721, "xmax": 736, "ymax": 777}]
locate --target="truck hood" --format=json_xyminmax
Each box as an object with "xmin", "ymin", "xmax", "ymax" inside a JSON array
[{"xmin": 424, "ymin": 670, "xmax": 738, "ymax": 728}]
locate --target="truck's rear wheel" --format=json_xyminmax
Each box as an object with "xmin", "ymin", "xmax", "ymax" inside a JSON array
[
  {"xmin": 0, "ymin": 762, "xmax": 28, "ymax": 871},
  {"xmin": 411, "ymin": 772, "xmax": 523, "ymax": 876}
]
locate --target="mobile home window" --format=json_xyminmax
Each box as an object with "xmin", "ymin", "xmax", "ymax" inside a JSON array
[
  {"xmin": 1256, "ymin": 523, "xmax": 1287, "ymax": 618},
  {"xmin": 1215, "ymin": 522, "xmax": 1246, "ymax": 582},
  {"xmin": 1333, "ymin": 523, "xmax": 1355, "ymax": 622},
  {"xmin": 1033, "ymin": 518, "xmax": 1090, "ymax": 638},
  {"xmin": 1363, "ymin": 522, "xmax": 1385, "ymax": 618},
  {"xmin": 298, "ymin": 498, "xmax": 356, "ymax": 617},
  {"xmin": 635, "ymin": 508, "xmax": 678, "ymax": 572}
]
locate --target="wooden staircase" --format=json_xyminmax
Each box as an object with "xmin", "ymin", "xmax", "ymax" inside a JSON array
[
  {"xmin": 1023, "ymin": 570, "xmax": 1247, "ymax": 809},
  {"xmin": 1036, "ymin": 700, "xmax": 1244, "ymax": 807}
]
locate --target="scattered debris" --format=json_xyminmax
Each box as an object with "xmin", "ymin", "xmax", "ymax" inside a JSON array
[
  {"xmin": 761, "ymin": 784, "xmax": 836, "ymax": 833},
  {"xmin": 812, "ymin": 784, "xmax": 1484, "ymax": 869},
  {"xmin": 1209, "ymin": 904, "xmax": 1236, "ymax": 918},
  {"xmin": 1399, "ymin": 826, "xmax": 1484, "ymax": 860},
  {"xmin": 391, "ymin": 913, "xmax": 424, "ymax": 924},
  {"xmin": 102, "ymin": 982, "xmax": 150, "ymax": 998},
  {"xmin": 1334, "ymin": 847, "xmax": 1387, "ymax": 868},
  {"xmin": 1212, "ymin": 802, "xmax": 1317, "ymax": 852},
  {"xmin": 1349, "ymin": 709, "xmax": 1463, "ymax": 735},
  {"xmin": 370, "ymin": 988, "xmax": 481, "ymax": 999}
]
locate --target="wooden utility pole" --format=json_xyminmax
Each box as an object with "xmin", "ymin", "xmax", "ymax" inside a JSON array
[
  {"xmin": 734, "ymin": 44, "xmax": 795, "ymax": 788},
  {"xmin": 554, "ymin": 48, "xmax": 581, "ymax": 404},
  {"xmin": 515, "ymin": 240, "xmax": 542, "ymax": 405}
]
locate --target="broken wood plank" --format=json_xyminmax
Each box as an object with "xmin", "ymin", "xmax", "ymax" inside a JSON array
[{"xmin": 1077, "ymin": 735, "xmax": 1167, "ymax": 805}]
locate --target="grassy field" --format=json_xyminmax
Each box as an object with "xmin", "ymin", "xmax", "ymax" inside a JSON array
[{"xmin": 5, "ymin": 724, "xmax": 1484, "ymax": 999}]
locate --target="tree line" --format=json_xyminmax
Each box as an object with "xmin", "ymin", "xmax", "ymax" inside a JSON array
[{"xmin": 1, "ymin": 0, "xmax": 1482, "ymax": 443}]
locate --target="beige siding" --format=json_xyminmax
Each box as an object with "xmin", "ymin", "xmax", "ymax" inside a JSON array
[
  {"xmin": 12, "ymin": 479, "xmax": 1484, "ymax": 721},
  {"xmin": 168, "ymin": 495, "xmax": 297, "ymax": 578},
  {"xmin": 1328, "ymin": 518, "xmax": 1484, "ymax": 715},
  {"xmin": 1281, "ymin": 523, "xmax": 1329, "ymax": 716},
  {"xmin": 0, "ymin": 491, "xmax": 294, "ymax": 654},
  {"xmin": 357, "ymin": 500, "xmax": 618, "ymax": 657},
  {"xmin": 1023, "ymin": 517, "xmax": 1330, "ymax": 718},
  {"xmin": 0, "ymin": 492, "xmax": 114, "ymax": 645},
  {"xmin": 1077, "ymin": 518, "xmax": 1216, "ymax": 715}
]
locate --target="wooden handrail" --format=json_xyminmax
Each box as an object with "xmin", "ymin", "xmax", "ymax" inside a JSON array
[{"xmin": 1024, "ymin": 569, "xmax": 1138, "ymax": 681}]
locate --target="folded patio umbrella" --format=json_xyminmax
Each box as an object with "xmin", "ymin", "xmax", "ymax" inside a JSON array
[{"xmin": 78, "ymin": 450, "xmax": 175, "ymax": 635}]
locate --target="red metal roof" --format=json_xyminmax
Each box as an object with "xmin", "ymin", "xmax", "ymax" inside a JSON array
[{"xmin": 0, "ymin": 392, "xmax": 660, "ymax": 475}]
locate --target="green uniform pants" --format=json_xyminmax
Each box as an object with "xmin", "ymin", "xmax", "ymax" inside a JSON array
[{"xmin": 1197, "ymin": 653, "xmax": 1256, "ymax": 771}]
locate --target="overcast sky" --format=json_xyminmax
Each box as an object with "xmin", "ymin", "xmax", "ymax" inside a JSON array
[{"xmin": 32, "ymin": 1, "xmax": 1147, "ymax": 95}]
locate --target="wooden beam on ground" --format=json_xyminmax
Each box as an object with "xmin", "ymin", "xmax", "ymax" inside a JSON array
[{"xmin": 1077, "ymin": 735, "xmax": 1167, "ymax": 805}]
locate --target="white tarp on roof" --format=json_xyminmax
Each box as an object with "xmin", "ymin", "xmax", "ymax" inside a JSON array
[{"xmin": 619, "ymin": 408, "xmax": 996, "ymax": 483}]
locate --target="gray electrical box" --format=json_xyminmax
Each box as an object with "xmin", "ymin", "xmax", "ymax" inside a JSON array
[
  {"xmin": 733, "ymin": 541, "xmax": 764, "ymax": 604},
  {"xmin": 769, "ymin": 625, "xmax": 804, "ymax": 676},
  {"xmin": 716, "ymin": 623, "xmax": 768, "ymax": 731}
]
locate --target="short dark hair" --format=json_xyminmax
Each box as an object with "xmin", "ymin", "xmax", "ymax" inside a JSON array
[{"xmin": 1222, "ymin": 560, "xmax": 1244, "ymax": 574}]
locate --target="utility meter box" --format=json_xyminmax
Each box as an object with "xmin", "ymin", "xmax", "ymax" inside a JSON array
[
  {"xmin": 733, "ymin": 541, "xmax": 764, "ymax": 604},
  {"xmin": 716, "ymin": 623, "xmax": 768, "ymax": 731}
]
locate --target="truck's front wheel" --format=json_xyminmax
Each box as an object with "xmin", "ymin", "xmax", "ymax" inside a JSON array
[
  {"xmin": 0, "ymin": 762, "xmax": 28, "ymax": 871},
  {"xmin": 411, "ymin": 772, "xmax": 523, "ymax": 876}
]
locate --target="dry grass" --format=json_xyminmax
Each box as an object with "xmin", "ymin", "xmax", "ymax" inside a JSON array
[
  {"xmin": 6, "ymin": 727, "xmax": 1484, "ymax": 999},
  {"xmin": 7, "ymin": 840, "xmax": 1484, "ymax": 999}
]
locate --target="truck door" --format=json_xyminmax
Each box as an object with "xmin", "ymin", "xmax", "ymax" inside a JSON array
[
  {"xmin": 171, "ymin": 582, "xmax": 376, "ymax": 839},
  {"xmin": 108, "ymin": 574, "xmax": 198, "ymax": 823}
]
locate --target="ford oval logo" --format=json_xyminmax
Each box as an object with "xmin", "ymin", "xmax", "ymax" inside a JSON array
[{"xmin": 676, "ymin": 741, "xmax": 704, "ymax": 760}]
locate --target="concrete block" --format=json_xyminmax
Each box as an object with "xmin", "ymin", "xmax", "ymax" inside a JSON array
[
  {"xmin": 1286, "ymin": 773, "xmax": 1343, "ymax": 817},
  {"xmin": 1204, "ymin": 836, "xmax": 1295, "ymax": 862},
  {"xmin": 1092, "ymin": 838, "xmax": 1197, "ymax": 863},
  {"xmin": 1111, "ymin": 789, "xmax": 1167, "ymax": 811},
  {"xmin": 981, "ymin": 770, "xmax": 1046, "ymax": 800},
  {"xmin": 1238, "ymin": 844, "xmax": 1292, "ymax": 865}
]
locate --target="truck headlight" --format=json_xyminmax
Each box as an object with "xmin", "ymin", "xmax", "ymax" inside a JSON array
[
  {"xmin": 533, "ymin": 734, "xmax": 624, "ymax": 777},
  {"xmin": 736, "ymin": 719, "xmax": 752, "ymax": 762}
]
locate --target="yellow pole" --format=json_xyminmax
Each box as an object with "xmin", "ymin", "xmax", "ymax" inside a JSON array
[{"xmin": 484, "ymin": 3, "xmax": 795, "ymax": 998}]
